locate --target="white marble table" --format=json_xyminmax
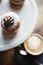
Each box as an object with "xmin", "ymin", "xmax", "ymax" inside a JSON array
[{"xmin": 33, "ymin": 0, "xmax": 43, "ymax": 36}]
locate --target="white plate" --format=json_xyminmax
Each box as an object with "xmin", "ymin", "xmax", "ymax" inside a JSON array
[{"xmin": 0, "ymin": 0, "xmax": 38, "ymax": 51}]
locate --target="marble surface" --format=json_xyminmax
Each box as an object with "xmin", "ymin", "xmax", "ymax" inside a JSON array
[{"xmin": 33, "ymin": 0, "xmax": 43, "ymax": 36}]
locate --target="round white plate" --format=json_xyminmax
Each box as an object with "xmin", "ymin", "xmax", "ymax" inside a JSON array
[{"xmin": 0, "ymin": 0, "xmax": 38, "ymax": 51}]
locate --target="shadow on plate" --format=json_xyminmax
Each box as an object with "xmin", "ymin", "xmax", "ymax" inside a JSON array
[{"xmin": 2, "ymin": 30, "xmax": 17, "ymax": 40}]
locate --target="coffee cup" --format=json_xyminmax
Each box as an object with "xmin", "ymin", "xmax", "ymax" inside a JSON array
[{"xmin": 24, "ymin": 33, "xmax": 43, "ymax": 56}]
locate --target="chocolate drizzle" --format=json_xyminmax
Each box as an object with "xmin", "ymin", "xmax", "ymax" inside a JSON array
[{"xmin": 3, "ymin": 16, "xmax": 14, "ymax": 28}]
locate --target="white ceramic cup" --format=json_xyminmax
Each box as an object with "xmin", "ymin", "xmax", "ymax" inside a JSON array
[{"xmin": 24, "ymin": 33, "xmax": 43, "ymax": 56}]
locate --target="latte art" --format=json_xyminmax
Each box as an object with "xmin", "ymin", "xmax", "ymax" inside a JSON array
[
  {"xmin": 24, "ymin": 34, "xmax": 43, "ymax": 55},
  {"xmin": 28, "ymin": 36, "xmax": 41, "ymax": 50}
]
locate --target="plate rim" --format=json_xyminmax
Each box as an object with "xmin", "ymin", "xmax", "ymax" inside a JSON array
[{"xmin": 0, "ymin": 0, "xmax": 38, "ymax": 51}]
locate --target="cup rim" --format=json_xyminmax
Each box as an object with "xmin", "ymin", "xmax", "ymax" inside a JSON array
[{"xmin": 24, "ymin": 33, "xmax": 43, "ymax": 56}]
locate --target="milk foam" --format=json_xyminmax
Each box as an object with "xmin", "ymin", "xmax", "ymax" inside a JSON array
[{"xmin": 28, "ymin": 36, "xmax": 40, "ymax": 49}]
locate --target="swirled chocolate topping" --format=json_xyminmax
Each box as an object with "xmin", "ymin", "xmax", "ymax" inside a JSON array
[{"xmin": 3, "ymin": 16, "xmax": 14, "ymax": 28}]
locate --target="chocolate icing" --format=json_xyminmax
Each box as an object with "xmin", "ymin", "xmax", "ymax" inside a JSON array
[
  {"xmin": 1, "ymin": 16, "xmax": 20, "ymax": 32},
  {"xmin": 3, "ymin": 16, "xmax": 14, "ymax": 28}
]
